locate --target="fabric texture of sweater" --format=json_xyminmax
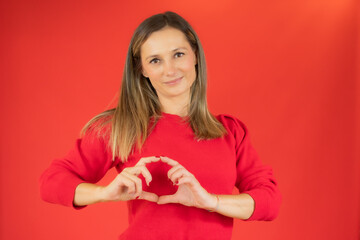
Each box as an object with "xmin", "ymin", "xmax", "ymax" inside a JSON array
[{"xmin": 40, "ymin": 113, "xmax": 281, "ymax": 239}]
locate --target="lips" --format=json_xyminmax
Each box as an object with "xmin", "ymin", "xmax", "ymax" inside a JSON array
[{"xmin": 164, "ymin": 77, "xmax": 182, "ymax": 85}]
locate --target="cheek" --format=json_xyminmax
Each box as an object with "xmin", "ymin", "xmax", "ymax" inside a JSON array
[
  {"xmin": 144, "ymin": 67, "xmax": 161, "ymax": 79},
  {"xmin": 146, "ymin": 69, "xmax": 163, "ymax": 89},
  {"xmin": 183, "ymin": 59, "xmax": 196, "ymax": 82},
  {"xmin": 180, "ymin": 57, "xmax": 196, "ymax": 74}
]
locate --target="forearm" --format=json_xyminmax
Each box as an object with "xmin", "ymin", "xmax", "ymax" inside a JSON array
[
  {"xmin": 208, "ymin": 193, "xmax": 255, "ymax": 220},
  {"xmin": 73, "ymin": 183, "xmax": 105, "ymax": 207}
]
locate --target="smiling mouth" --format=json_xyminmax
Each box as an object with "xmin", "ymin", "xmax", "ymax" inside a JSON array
[{"xmin": 164, "ymin": 77, "xmax": 183, "ymax": 85}]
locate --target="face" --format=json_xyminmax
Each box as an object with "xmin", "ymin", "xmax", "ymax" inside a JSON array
[{"xmin": 140, "ymin": 27, "xmax": 197, "ymax": 103}]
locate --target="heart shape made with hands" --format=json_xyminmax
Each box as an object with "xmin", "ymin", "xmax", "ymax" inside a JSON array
[
  {"xmin": 133, "ymin": 156, "xmax": 205, "ymax": 207},
  {"xmin": 141, "ymin": 158, "xmax": 178, "ymax": 196}
]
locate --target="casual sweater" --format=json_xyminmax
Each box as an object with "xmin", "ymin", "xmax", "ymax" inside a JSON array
[{"xmin": 40, "ymin": 113, "xmax": 281, "ymax": 239}]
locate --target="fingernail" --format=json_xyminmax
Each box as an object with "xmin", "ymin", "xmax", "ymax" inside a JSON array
[{"xmin": 135, "ymin": 196, "xmax": 139, "ymax": 199}]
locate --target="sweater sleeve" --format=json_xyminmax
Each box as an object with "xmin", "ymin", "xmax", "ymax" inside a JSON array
[
  {"xmin": 221, "ymin": 115, "xmax": 281, "ymax": 221},
  {"xmin": 39, "ymin": 128, "xmax": 118, "ymax": 209}
]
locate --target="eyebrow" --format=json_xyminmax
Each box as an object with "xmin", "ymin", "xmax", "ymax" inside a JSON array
[{"xmin": 145, "ymin": 47, "xmax": 187, "ymax": 61}]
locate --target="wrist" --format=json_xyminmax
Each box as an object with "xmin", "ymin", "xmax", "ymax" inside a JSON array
[
  {"xmin": 207, "ymin": 194, "xmax": 220, "ymax": 212},
  {"xmin": 74, "ymin": 183, "xmax": 107, "ymax": 206},
  {"xmin": 96, "ymin": 185, "xmax": 107, "ymax": 203}
]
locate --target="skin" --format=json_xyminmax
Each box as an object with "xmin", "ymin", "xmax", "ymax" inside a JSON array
[
  {"xmin": 74, "ymin": 27, "xmax": 255, "ymax": 220},
  {"xmin": 141, "ymin": 26, "xmax": 197, "ymax": 117}
]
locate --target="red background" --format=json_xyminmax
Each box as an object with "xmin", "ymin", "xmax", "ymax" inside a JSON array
[{"xmin": 1, "ymin": 0, "xmax": 359, "ymax": 239}]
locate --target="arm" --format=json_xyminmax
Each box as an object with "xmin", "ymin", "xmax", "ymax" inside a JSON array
[
  {"xmin": 208, "ymin": 193, "xmax": 255, "ymax": 220},
  {"xmin": 156, "ymin": 157, "xmax": 278, "ymax": 220},
  {"xmin": 228, "ymin": 116, "xmax": 281, "ymax": 221},
  {"xmin": 73, "ymin": 183, "xmax": 105, "ymax": 206},
  {"xmin": 40, "ymin": 127, "xmax": 161, "ymax": 207},
  {"xmin": 39, "ymin": 128, "xmax": 116, "ymax": 208}
]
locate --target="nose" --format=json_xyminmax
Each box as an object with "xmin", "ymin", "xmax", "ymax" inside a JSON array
[{"xmin": 163, "ymin": 60, "xmax": 176, "ymax": 77}]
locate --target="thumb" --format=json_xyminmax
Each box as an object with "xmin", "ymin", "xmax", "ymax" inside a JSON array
[
  {"xmin": 139, "ymin": 191, "xmax": 159, "ymax": 202},
  {"xmin": 157, "ymin": 194, "xmax": 178, "ymax": 205}
]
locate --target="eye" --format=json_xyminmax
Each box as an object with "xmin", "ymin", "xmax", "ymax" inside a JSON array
[
  {"xmin": 150, "ymin": 58, "xmax": 160, "ymax": 64},
  {"xmin": 174, "ymin": 52, "xmax": 184, "ymax": 58}
]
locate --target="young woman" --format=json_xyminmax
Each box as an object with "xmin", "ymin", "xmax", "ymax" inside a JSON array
[{"xmin": 40, "ymin": 11, "xmax": 281, "ymax": 239}]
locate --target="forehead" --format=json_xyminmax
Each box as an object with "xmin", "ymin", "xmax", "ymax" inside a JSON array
[{"xmin": 141, "ymin": 27, "xmax": 190, "ymax": 56}]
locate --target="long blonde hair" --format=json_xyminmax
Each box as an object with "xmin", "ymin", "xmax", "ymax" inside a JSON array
[{"xmin": 83, "ymin": 11, "xmax": 226, "ymax": 162}]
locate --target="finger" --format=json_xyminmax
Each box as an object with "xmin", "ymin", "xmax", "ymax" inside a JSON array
[
  {"xmin": 138, "ymin": 166, "xmax": 152, "ymax": 186},
  {"xmin": 122, "ymin": 171, "xmax": 142, "ymax": 197},
  {"xmin": 135, "ymin": 156, "xmax": 160, "ymax": 167},
  {"xmin": 157, "ymin": 194, "xmax": 179, "ymax": 205},
  {"xmin": 138, "ymin": 191, "xmax": 159, "ymax": 202},
  {"xmin": 169, "ymin": 168, "xmax": 190, "ymax": 184},
  {"xmin": 177, "ymin": 176, "xmax": 196, "ymax": 187},
  {"xmin": 167, "ymin": 164, "xmax": 184, "ymax": 180},
  {"xmin": 118, "ymin": 174, "xmax": 136, "ymax": 195},
  {"xmin": 160, "ymin": 156, "xmax": 179, "ymax": 167},
  {"xmin": 126, "ymin": 165, "xmax": 153, "ymax": 186}
]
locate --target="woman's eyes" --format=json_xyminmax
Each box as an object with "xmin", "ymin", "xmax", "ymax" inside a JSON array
[
  {"xmin": 149, "ymin": 52, "xmax": 185, "ymax": 64},
  {"xmin": 150, "ymin": 58, "xmax": 160, "ymax": 64},
  {"xmin": 174, "ymin": 52, "xmax": 184, "ymax": 58}
]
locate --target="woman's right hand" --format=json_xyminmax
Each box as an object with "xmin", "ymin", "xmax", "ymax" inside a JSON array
[
  {"xmin": 101, "ymin": 156, "xmax": 160, "ymax": 202},
  {"xmin": 73, "ymin": 156, "xmax": 160, "ymax": 207}
]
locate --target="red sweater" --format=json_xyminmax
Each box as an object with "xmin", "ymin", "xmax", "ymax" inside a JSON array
[{"xmin": 40, "ymin": 113, "xmax": 281, "ymax": 239}]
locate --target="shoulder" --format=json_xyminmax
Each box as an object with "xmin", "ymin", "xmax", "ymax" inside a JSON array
[{"xmin": 215, "ymin": 114, "xmax": 249, "ymax": 140}]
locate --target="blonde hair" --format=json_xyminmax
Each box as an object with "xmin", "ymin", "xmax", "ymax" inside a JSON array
[{"xmin": 82, "ymin": 11, "xmax": 226, "ymax": 162}]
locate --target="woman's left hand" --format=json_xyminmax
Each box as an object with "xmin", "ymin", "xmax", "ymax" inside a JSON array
[{"xmin": 157, "ymin": 156, "xmax": 217, "ymax": 210}]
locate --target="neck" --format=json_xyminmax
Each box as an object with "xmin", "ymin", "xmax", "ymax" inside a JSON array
[{"xmin": 158, "ymin": 94, "xmax": 190, "ymax": 117}]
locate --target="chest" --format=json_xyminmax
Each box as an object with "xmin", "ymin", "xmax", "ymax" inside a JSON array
[{"xmin": 118, "ymin": 119, "xmax": 238, "ymax": 195}]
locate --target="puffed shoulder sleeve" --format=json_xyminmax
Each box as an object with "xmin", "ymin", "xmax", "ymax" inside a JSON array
[
  {"xmin": 219, "ymin": 115, "xmax": 281, "ymax": 221},
  {"xmin": 39, "ymin": 127, "xmax": 119, "ymax": 209}
]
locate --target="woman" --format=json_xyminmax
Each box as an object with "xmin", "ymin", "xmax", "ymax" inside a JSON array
[{"xmin": 40, "ymin": 11, "xmax": 281, "ymax": 239}]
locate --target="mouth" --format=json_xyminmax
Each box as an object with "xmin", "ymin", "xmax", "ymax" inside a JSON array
[{"xmin": 164, "ymin": 77, "xmax": 183, "ymax": 85}]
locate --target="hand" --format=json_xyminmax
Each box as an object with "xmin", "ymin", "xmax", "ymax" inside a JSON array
[
  {"xmin": 101, "ymin": 156, "xmax": 160, "ymax": 202},
  {"xmin": 157, "ymin": 156, "xmax": 217, "ymax": 210}
]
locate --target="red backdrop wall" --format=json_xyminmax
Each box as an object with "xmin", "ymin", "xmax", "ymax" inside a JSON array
[{"xmin": 1, "ymin": 0, "xmax": 359, "ymax": 239}]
